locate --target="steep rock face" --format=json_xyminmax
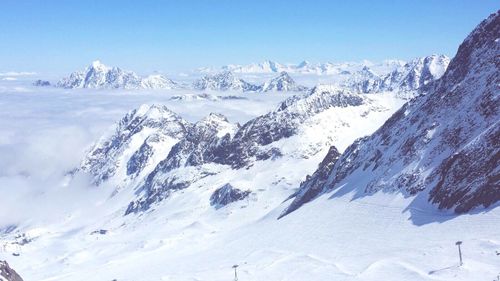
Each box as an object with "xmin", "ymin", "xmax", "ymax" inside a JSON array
[
  {"xmin": 204, "ymin": 85, "xmax": 364, "ymax": 168},
  {"xmin": 125, "ymin": 113, "xmax": 239, "ymax": 214},
  {"xmin": 79, "ymin": 104, "xmax": 190, "ymax": 185},
  {"xmin": 57, "ymin": 61, "xmax": 178, "ymax": 89},
  {"xmin": 282, "ymin": 11, "xmax": 500, "ymax": 216},
  {"xmin": 0, "ymin": 261, "xmax": 23, "ymax": 281},
  {"xmin": 210, "ymin": 183, "xmax": 251, "ymax": 209},
  {"xmin": 193, "ymin": 71, "xmax": 259, "ymax": 91},
  {"xmin": 280, "ymin": 146, "xmax": 340, "ymax": 217},
  {"xmin": 260, "ymin": 71, "xmax": 307, "ymax": 92},
  {"xmin": 124, "ymin": 86, "xmax": 371, "ymax": 214}
]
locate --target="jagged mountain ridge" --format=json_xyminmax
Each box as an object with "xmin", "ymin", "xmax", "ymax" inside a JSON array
[
  {"xmin": 192, "ymin": 71, "xmax": 260, "ymax": 92},
  {"xmin": 344, "ymin": 54, "xmax": 450, "ymax": 95},
  {"xmin": 282, "ymin": 11, "xmax": 500, "ymax": 217},
  {"xmin": 87, "ymin": 85, "xmax": 401, "ymax": 214},
  {"xmin": 193, "ymin": 71, "xmax": 307, "ymax": 92},
  {"xmin": 215, "ymin": 59, "xmax": 407, "ymax": 75},
  {"xmin": 57, "ymin": 61, "xmax": 179, "ymax": 89},
  {"xmin": 79, "ymin": 104, "xmax": 190, "ymax": 185}
]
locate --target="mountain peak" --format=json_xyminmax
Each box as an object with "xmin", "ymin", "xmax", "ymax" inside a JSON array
[{"xmin": 282, "ymin": 10, "xmax": 500, "ymax": 217}]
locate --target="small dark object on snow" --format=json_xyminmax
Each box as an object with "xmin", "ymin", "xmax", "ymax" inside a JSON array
[
  {"xmin": 91, "ymin": 229, "xmax": 108, "ymax": 235},
  {"xmin": 33, "ymin": 80, "xmax": 51, "ymax": 87},
  {"xmin": 232, "ymin": 264, "xmax": 239, "ymax": 281}
]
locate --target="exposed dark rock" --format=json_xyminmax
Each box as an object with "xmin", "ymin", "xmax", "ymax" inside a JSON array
[
  {"xmin": 33, "ymin": 79, "xmax": 51, "ymax": 87},
  {"xmin": 210, "ymin": 184, "xmax": 251, "ymax": 209},
  {"xmin": 280, "ymin": 146, "xmax": 340, "ymax": 218},
  {"xmin": 0, "ymin": 261, "xmax": 24, "ymax": 281},
  {"xmin": 80, "ymin": 104, "xmax": 189, "ymax": 184}
]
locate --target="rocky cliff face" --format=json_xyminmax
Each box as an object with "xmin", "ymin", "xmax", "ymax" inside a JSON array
[
  {"xmin": 0, "ymin": 261, "xmax": 23, "ymax": 281},
  {"xmin": 79, "ymin": 104, "xmax": 190, "ymax": 185},
  {"xmin": 282, "ymin": 11, "xmax": 500, "ymax": 217}
]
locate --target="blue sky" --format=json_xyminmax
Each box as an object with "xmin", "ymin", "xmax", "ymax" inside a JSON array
[{"xmin": 0, "ymin": 0, "xmax": 497, "ymax": 74}]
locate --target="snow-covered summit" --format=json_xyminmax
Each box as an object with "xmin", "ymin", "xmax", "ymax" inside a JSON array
[
  {"xmin": 260, "ymin": 71, "xmax": 308, "ymax": 92},
  {"xmin": 57, "ymin": 61, "xmax": 178, "ymax": 89},
  {"xmin": 79, "ymin": 104, "xmax": 190, "ymax": 185}
]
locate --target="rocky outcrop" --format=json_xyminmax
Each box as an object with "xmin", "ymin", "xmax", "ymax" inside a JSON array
[
  {"xmin": 33, "ymin": 79, "xmax": 51, "ymax": 87},
  {"xmin": 0, "ymin": 261, "xmax": 23, "ymax": 281},
  {"xmin": 282, "ymin": 11, "xmax": 500, "ymax": 217},
  {"xmin": 210, "ymin": 183, "xmax": 251, "ymax": 209}
]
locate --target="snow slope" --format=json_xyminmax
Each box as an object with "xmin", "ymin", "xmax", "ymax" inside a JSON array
[{"xmin": 283, "ymin": 11, "xmax": 499, "ymax": 217}]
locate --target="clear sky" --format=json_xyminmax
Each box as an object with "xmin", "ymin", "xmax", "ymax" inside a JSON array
[{"xmin": 0, "ymin": 0, "xmax": 497, "ymax": 75}]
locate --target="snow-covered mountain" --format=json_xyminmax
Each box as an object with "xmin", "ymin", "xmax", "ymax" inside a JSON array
[
  {"xmin": 75, "ymin": 82, "xmax": 404, "ymax": 215},
  {"xmin": 218, "ymin": 59, "xmax": 406, "ymax": 75},
  {"xmin": 192, "ymin": 71, "xmax": 260, "ymax": 91},
  {"xmin": 2, "ymin": 11, "xmax": 499, "ymax": 281},
  {"xmin": 79, "ymin": 104, "xmax": 190, "ymax": 186},
  {"xmin": 57, "ymin": 61, "xmax": 178, "ymax": 89},
  {"xmin": 344, "ymin": 54, "xmax": 450, "ymax": 95},
  {"xmin": 140, "ymin": 74, "xmax": 178, "ymax": 89},
  {"xmin": 260, "ymin": 71, "xmax": 307, "ymax": 92},
  {"xmin": 282, "ymin": 12, "xmax": 499, "ymax": 217}
]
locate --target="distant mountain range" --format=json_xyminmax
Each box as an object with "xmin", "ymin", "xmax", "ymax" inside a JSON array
[
  {"xmin": 56, "ymin": 61, "xmax": 179, "ymax": 90},
  {"xmin": 198, "ymin": 59, "xmax": 407, "ymax": 75},
  {"xmin": 48, "ymin": 56, "xmax": 449, "ymax": 94}
]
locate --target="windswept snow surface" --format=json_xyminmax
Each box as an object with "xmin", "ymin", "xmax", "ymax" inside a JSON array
[{"xmin": 0, "ymin": 67, "xmax": 498, "ymax": 280}]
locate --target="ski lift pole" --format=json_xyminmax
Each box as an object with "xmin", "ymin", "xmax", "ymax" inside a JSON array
[
  {"xmin": 232, "ymin": 264, "xmax": 239, "ymax": 281},
  {"xmin": 455, "ymin": 241, "xmax": 463, "ymax": 266}
]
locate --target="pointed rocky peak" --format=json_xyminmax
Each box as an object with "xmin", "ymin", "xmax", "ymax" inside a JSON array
[
  {"xmin": 57, "ymin": 61, "xmax": 179, "ymax": 89},
  {"xmin": 80, "ymin": 104, "xmax": 190, "ymax": 185},
  {"xmin": 262, "ymin": 60, "xmax": 281, "ymax": 72},
  {"xmin": 297, "ymin": 60, "xmax": 310, "ymax": 68},
  {"xmin": 195, "ymin": 113, "xmax": 239, "ymax": 138},
  {"xmin": 90, "ymin": 60, "xmax": 108, "ymax": 70},
  {"xmin": 260, "ymin": 71, "xmax": 307, "ymax": 92}
]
